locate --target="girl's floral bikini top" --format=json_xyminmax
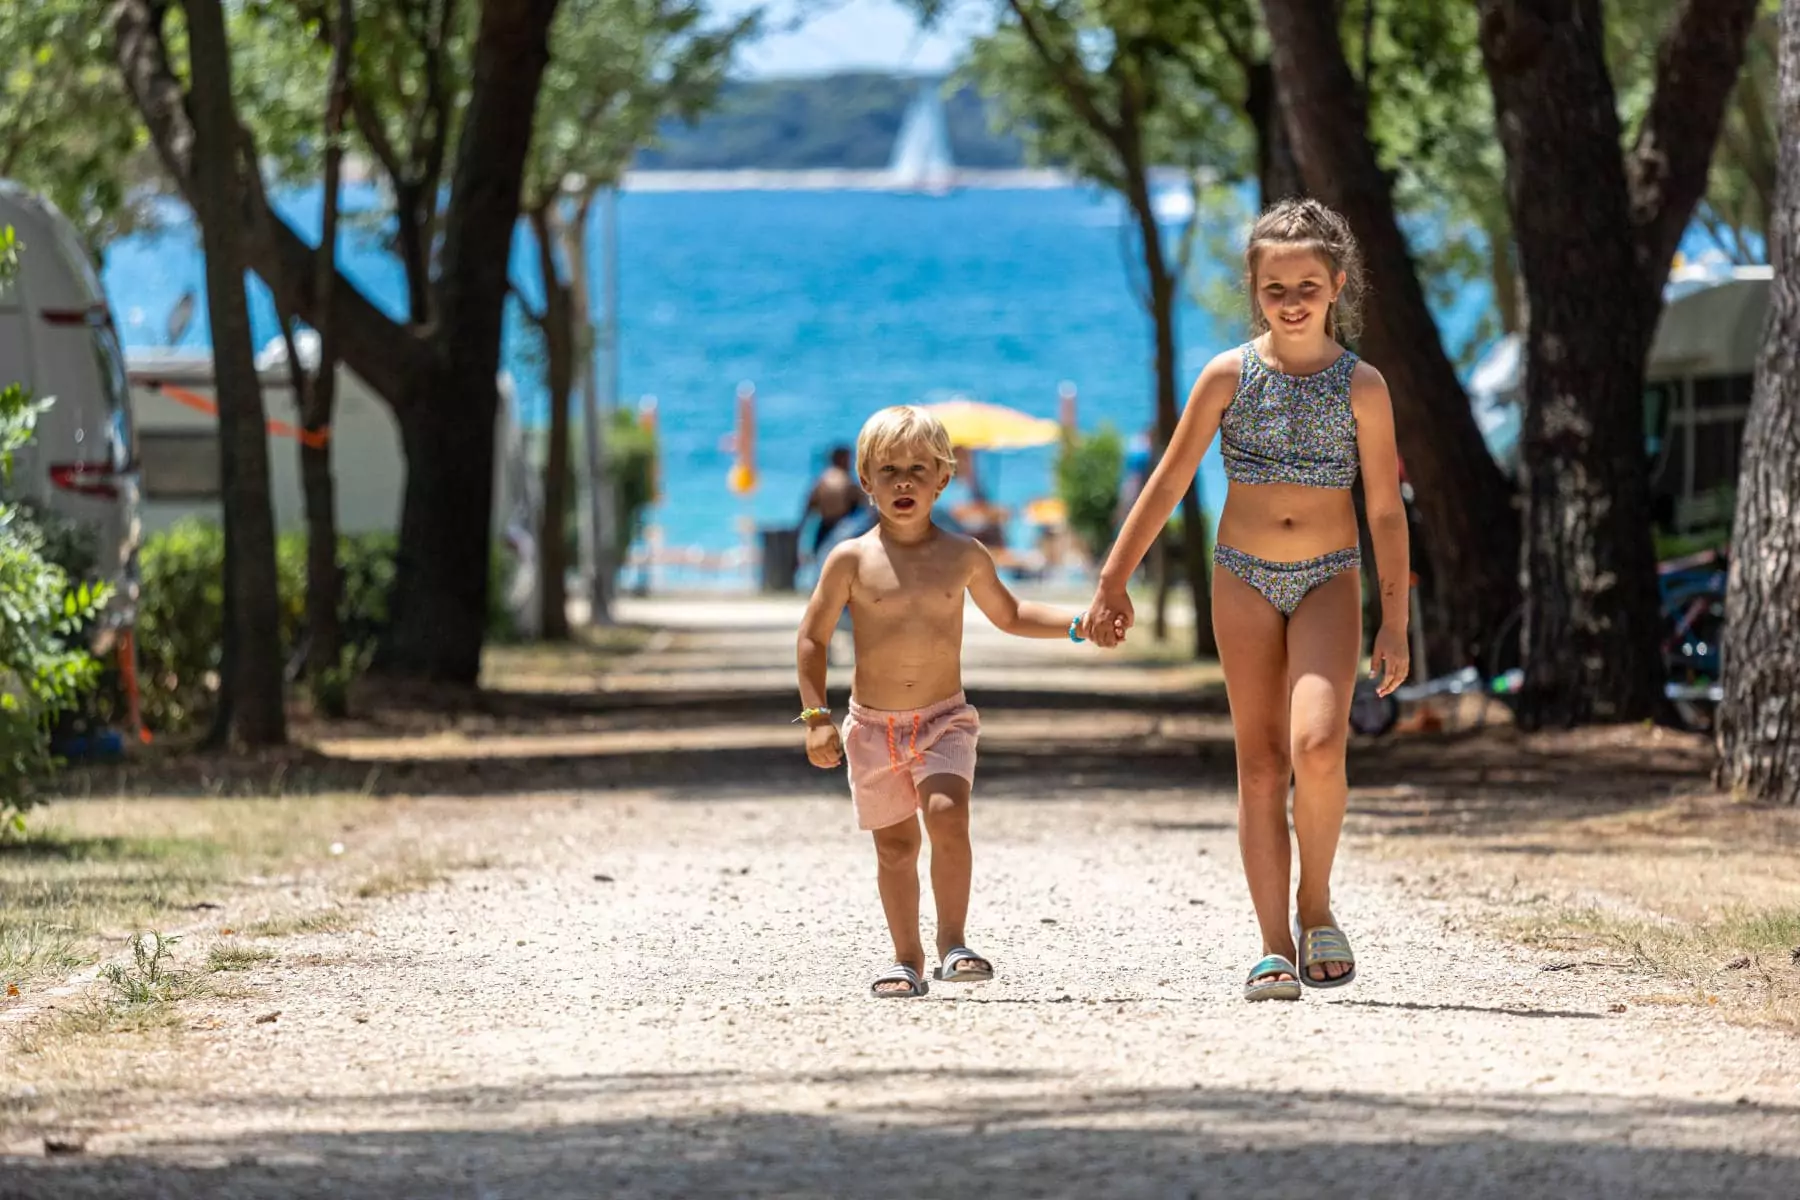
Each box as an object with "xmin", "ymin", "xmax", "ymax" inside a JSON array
[{"xmin": 1219, "ymin": 341, "xmax": 1360, "ymax": 490}]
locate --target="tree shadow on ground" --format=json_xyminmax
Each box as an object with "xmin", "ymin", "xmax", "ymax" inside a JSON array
[
  {"xmin": 44, "ymin": 681, "xmax": 1730, "ymax": 845},
  {"xmin": 4, "ymin": 1077, "xmax": 1796, "ymax": 1199}
]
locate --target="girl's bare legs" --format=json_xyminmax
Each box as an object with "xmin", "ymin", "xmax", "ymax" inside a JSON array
[
  {"xmin": 1286, "ymin": 568, "xmax": 1362, "ymax": 982},
  {"xmin": 1213, "ymin": 568, "xmax": 1297, "ymax": 975}
]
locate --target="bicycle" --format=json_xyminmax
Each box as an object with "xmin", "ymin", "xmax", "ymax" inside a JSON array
[{"xmin": 1653, "ymin": 546, "xmax": 1728, "ymax": 731}]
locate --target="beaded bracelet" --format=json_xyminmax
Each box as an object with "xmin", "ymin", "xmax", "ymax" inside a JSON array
[
  {"xmin": 1068, "ymin": 613, "xmax": 1087, "ymax": 644},
  {"xmin": 794, "ymin": 706, "xmax": 831, "ymax": 724}
]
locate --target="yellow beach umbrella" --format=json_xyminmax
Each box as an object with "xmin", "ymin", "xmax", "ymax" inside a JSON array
[
  {"xmin": 918, "ymin": 397, "xmax": 1063, "ymax": 451},
  {"xmin": 1024, "ymin": 496, "xmax": 1067, "ymax": 526}
]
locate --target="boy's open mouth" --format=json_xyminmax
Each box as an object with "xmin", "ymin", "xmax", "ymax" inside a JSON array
[{"xmin": 893, "ymin": 497, "xmax": 917, "ymax": 512}]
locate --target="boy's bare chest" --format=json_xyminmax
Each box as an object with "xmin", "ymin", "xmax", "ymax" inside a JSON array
[{"xmin": 854, "ymin": 554, "xmax": 965, "ymax": 618}]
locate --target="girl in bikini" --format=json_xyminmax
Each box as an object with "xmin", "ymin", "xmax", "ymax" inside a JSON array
[{"xmin": 1084, "ymin": 199, "xmax": 1410, "ymax": 1001}]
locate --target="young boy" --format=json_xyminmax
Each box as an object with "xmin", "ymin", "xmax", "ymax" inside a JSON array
[{"xmin": 795, "ymin": 405, "xmax": 1111, "ymax": 998}]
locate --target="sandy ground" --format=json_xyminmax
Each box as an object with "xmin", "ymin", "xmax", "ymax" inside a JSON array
[{"xmin": 4, "ymin": 600, "xmax": 1798, "ymax": 1199}]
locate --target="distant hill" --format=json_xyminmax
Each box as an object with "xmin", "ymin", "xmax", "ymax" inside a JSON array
[{"xmin": 633, "ymin": 73, "xmax": 1028, "ymax": 171}]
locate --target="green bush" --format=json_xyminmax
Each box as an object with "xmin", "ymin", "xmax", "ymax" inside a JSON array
[
  {"xmin": 609, "ymin": 408, "xmax": 656, "ymax": 559},
  {"xmin": 134, "ymin": 520, "xmax": 228, "ymax": 736},
  {"xmin": 136, "ymin": 523, "xmax": 400, "ymax": 735},
  {"xmin": 551, "ymin": 411, "xmax": 657, "ymax": 578},
  {"xmin": 1054, "ymin": 424, "xmax": 1125, "ymax": 559},
  {"xmin": 135, "ymin": 522, "xmax": 519, "ymax": 734},
  {"xmin": 0, "ymin": 226, "xmax": 108, "ymax": 832},
  {"xmin": 487, "ymin": 535, "xmax": 519, "ymax": 645}
]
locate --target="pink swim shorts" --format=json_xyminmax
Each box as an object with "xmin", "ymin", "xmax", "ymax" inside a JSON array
[{"xmin": 842, "ymin": 692, "xmax": 980, "ymax": 830}]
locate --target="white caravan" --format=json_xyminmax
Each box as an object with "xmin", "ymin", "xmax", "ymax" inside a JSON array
[
  {"xmin": 0, "ymin": 180, "xmax": 142, "ymax": 641},
  {"xmin": 1468, "ymin": 263, "xmax": 1770, "ymax": 535},
  {"xmin": 126, "ymin": 336, "xmax": 542, "ymax": 630}
]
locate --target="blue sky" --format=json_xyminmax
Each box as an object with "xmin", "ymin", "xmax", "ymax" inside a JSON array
[{"xmin": 713, "ymin": 0, "xmax": 990, "ymax": 76}]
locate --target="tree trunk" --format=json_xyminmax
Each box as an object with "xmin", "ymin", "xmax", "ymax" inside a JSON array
[
  {"xmin": 375, "ymin": 0, "xmax": 561, "ymax": 682},
  {"xmin": 298, "ymin": 393, "xmax": 342, "ymax": 686},
  {"xmin": 1488, "ymin": 215, "xmax": 1523, "ymax": 336},
  {"xmin": 1151, "ymin": 538, "xmax": 1170, "ymax": 642},
  {"xmin": 185, "ymin": 0, "xmax": 286, "ymax": 746},
  {"xmin": 299, "ymin": 0, "xmax": 352, "ymax": 710},
  {"xmin": 1717, "ymin": 0, "xmax": 1800, "ymax": 805},
  {"xmin": 1478, "ymin": 0, "xmax": 1660, "ymax": 725},
  {"xmin": 1477, "ymin": 0, "xmax": 1754, "ymax": 726},
  {"xmin": 393, "ymin": 181, "xmax": 433, "ymax": 326},
  {"xmin": 564, "ymin": 191, "xmax": 615, "ymax": 625},
  {"xmin": 1261, "ymin": 0, "xmax": 1521, "ymax": 672},
  {"xmin": 275, "ymin": 305, "xmax": 341, "ymax": 694},
  {"xmin": 384, "ymin": 369, "xmax": 498, "ymax": 683},
  {"xmin": 1159, "ymin": 291, "xmax": 1215, "ymax": 661},
  {"xmin": 1129, "ymin": 176, "xmax": 1216, "ymax": 658},
  {"xmin": 530, "ymin": 205, "xmax": 573, "ymax": 641},
  {"xmin": 1245, "ymin": 58, "xmax": 1303, "ymax": 209}
]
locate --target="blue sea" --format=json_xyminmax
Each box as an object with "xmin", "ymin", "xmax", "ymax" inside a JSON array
[{"xmin": 100, "ymin": 184, "xmax": 1497, "ymax": 578}]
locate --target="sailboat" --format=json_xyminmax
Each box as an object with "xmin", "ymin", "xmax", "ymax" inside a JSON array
[{"xmin": 888, "ymin": 79, "xmax": 957, "ymax": 195}]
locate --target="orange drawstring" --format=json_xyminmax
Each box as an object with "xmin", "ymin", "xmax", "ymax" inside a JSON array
[{"xmin": 884, "ymin": 713, "xmax": 928, "ymax": 771}]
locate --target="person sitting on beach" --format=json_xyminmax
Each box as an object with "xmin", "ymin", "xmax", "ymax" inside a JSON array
[
  {"xmin": 794, "ymin": 405, "xmax": 1116, "ymax": 998},
  {"xmin": 799, "ymin": 446, "xmax": 863, "ymax": 560}
]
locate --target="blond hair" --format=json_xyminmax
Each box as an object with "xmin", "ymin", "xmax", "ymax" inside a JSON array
[
  {"xmin": 854, "ymin": 406, "xmax": 957, "ymax": 483},
  {"xmin": 1244, "ymin": 198, "xmax": 1366, "ymax": 342}
]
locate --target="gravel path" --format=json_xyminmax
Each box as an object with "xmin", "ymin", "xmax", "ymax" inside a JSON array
[{"xmin": 5, "ymin": 603, "xmax": 1798, "ymax": 1198}]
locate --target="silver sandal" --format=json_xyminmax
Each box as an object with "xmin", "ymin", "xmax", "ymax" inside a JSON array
[
  {"xmin": 1294, "ymin": 919, "xmax": 1357, "ymax": 989},
  {"xmin": 870, "ymin": 963, "xmax": 929, "ymax": 998},
  {"xmin": 934, "ymin": 946, "xmax": 994, "ymax": 983},
  {"xmin": 1244, "ymin": 954, "xmax": 1303, "ymax": 1002}
]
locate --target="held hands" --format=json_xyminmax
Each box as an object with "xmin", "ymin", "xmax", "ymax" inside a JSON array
[
  {"xmin": 805, "ymin": 720, "xmax": 843, "ymax": 769},
  {"xmin": 1370, "ymin": 624, "xmax": 1410, "ymax": 697},
  {"xmin": 1082, "ymin": 583, "xmax": 1135, "ymax": 649}
]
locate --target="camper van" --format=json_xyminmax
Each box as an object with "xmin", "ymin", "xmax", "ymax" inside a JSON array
[
  {"xmin": 126, "ymin": 337, "xmax": 416, "ymax": 539},
  {"xmin": 126, "ymin": 337, "xmax": 542, "ymax": 631},
  {"xmin": 0, "ymin": 181, "xmax": 142, "ymax": 642},
  {"xmin": 1641, "ymin": 266, "xmax": 1769, "ymax": 533},
  {"xmin": 1468, "ymin": 263, "xmax": 1770, "ymax": 536},
  {"xmin": 126, "ymin": 335, "xmax": 534, "ymax": 537}
]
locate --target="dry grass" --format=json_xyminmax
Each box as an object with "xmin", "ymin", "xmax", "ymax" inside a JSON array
[
  {"xmin": 1356, "ymin": 763, "xmax": 1800, "ymax": 1031},
  {"xmin": 242, "ymin": 909, "xmax": 358, "ymax": 939},
  {"xmin": 0, "ymin": 795, "xmax": 380, "ymax": 999},
  {"xmin": 1510, "ymin": 905, "xmax": 1800, "ymax": 1027},
  {"xmin": 206, "ymin": 943, "xmax": 275, "ymax": 973},
  {"xmin": 10, "ymin": 931, "xmax": 203, "ymax": 1057},
  {"xmin": 354, "ymin": 859, "xmax": 448, "ymax": 899},
  {"xmin": 0, "ymin": 793, "xmax": 466, "ymax": 1140},
  {"xmin": 480, "ymin": 623, "xmax": 654, "ymax": 693}
]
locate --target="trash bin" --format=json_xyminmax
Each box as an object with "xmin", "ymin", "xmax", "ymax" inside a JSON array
[{"xmin": 759, "ymin": 527, "xmax": 801, "ymax": 593}]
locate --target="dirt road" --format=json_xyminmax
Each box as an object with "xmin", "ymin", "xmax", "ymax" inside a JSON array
[{"xmin": 4, "ymin": 600, "xmax": 1797, "ymax": 1198}]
